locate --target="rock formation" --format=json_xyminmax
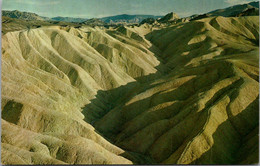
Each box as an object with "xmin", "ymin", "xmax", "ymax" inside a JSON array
[{"xmin": 1, "ymin": 6, "xmax": 259, "ymax": 165}]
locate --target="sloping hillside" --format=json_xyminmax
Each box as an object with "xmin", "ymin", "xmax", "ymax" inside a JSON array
[
  {"xmin": 2, "ymin": 10, "xmax": 48, "ymax": 21},
  {"xmin": 1, "ymin": 16, "xmax": 83, "ymax": 34},
  {"xmin": 1, "ymin": 23, "xmax": 161, "ymax": 164},
  {"xmin": 92, "ymin": 16, "xmax": 259, "ymax": 164},
  {"xmin": 208, "ymin": 1, "xmax": 259, "ymax": 17},
  {"xmin": 1, "ymin": 15, "xmax": 259, "ymax": 164}
]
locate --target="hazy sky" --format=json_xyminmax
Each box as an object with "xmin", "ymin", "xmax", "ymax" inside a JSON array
[{"xmin": 2, "ymin": 0, "xmax": 255, "ymax": 18}]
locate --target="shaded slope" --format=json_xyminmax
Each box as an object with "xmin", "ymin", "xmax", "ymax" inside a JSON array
[
  {"xmin": 158, "ymin": 12, "xmax": 179, "ymax": 23},
  {"xmin": 88, "ymin": 16, "xmax": 259, "ymax": 164},
  {"xmin": 1, "ymin": 16, "xmax": 259, "ymax": 165},
  {"xmin": 234, "ymin": 7, "xmax": 259, "ymax": 17},
  {"xmin": 1, "ymin": 25, "xmax": 162, "ymax": 164}
]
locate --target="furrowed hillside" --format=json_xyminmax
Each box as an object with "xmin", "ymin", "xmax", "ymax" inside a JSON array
[{"xmin": 1, "ymin": 15, "xmax": 259, "ymax": 164}]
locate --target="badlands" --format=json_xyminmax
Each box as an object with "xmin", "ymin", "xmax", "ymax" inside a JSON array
[{"xmin": 1, "ymin": 3, "xmax": 259, "ymax": 165}]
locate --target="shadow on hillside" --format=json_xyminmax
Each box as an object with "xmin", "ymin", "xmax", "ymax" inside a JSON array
[
  {"xmin": 191, "ymin": 97, "xmax": 259, "ymax": 165},
  {"xmin": 81, "ymin": 22, "xmax": 209, "ymax": 126},
  {"xmin": 80, "ymin": 30, "xmax": 169, "ymax": 164},
  {"xmin": 79, "ymin": 26, "xmax": 201, "ymax": 164},
  {"xmin": 81, "ymin": 59, "xmax": 259, "ymax": 164},
  {"xmin": 80, "ymin": 22, "xmax": 259, "ymax": 164}
]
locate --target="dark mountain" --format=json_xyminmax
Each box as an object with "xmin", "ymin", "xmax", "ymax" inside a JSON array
[
  {"xmin": 158, "ymin": 12, "xmax": 179, "ymax": 23},
  {"xmin": 51, "ymin": 16, "xmax": 88, "ymax": 23},
  {"xmin": 2, "ymin": 10, "xmax": 89, "ymax": 23},
  {"xmin": 2, "ymin": 16, "xmax": 82, "ymax": 34},
  {"xmin": 248, "ymin": 1, "xmax": 259, "ymax": 8},
  {"xmin": 140, "ymin": 18, "xmax": 156, "ymax": 24},
  {"xmin": 189, "ymin": 14, "xmax": 210, "ymax": 21},
  {"xmin": 81, "ymin": 18, "xmax": 107, "ymax": 26},
  {"xmin": 208, "ymin": 1, "xmax": 259, "ymax": 17},
  {"xmin": 100, "ymin": 14, "xmax": 162, "ymax": 24},
  {"xmin": 233, "ymin": 7, "xmax": 259, "ymax": 17},
  {"xmin": 2, "ymin": 10, "xmax": 48, "ymax": 21},
  {"xmin": 185, "ymin": 1, "xmax": 259, "ymax": 22},
  {"xmin": 139, "ymin": 12, "xmax": 180, "ymax": 25}
]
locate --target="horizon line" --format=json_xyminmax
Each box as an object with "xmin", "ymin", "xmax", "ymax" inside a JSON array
[{"xmin": 2, "ymin": 9, "xmax": 167, "ymax": 19}]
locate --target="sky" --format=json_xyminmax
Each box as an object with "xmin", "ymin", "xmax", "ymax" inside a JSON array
[{"xmin": 2, "ymin": 0, "xmax": 256, "ymax": 18}]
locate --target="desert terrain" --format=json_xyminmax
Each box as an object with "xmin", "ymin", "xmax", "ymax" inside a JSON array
[{"xmin": 1, "ymin": 1, "xmax": 259, "ymax": 165}]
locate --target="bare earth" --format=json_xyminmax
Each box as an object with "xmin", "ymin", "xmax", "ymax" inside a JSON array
[{"xmin": 1, "ymin": 16, "xmax": 259, "ymax": 164}]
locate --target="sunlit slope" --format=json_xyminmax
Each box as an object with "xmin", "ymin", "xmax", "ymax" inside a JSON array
[
  {"xmin": 93, "ymin": 16, "xmax": 259, "ymax": 164},
  {"xmin": 1, "ymin": 16, "xmax": 259, "ymax": 165},
  {"xmin": 1, "ymin": 25, "xmax": 162, "ymax": 164}
]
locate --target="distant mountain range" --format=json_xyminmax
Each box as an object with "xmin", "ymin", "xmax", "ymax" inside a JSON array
[
  {"xmin": 100, "ymin": 14, "xmax": 162, "ymax": 24},
  {"xmin": 2, "ymin": 10, "xmax": 161, "ymax": 24},
  {"xmin": 2, "ymin": 1, "xmax": 259, "ymax": 24},
  {"xmin": 188, "ymin": 1, "xmax": 259, "ymax": 21},
  {"xmin": 51, "ymin": 17, "xmax": 88, "ymax": 23},
  {"xmin": 2, "ymin": 10, "xmax": 47, "ymax": 21},
  {"xmin": 2, "ymin": 10, "xmax": 87, "ymax": 23},
  {"xmin": 208, "ymin": 1, "xmax": 259, "ymax": 17},
  {"xmin": 81, "ymin": 18, "xmax": 107, "ymax": 26},
  {"xmin": 2, "ymin": 2, "xmax": 259, "ymax": 165}
]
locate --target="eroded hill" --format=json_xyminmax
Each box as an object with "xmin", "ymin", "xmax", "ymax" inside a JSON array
[{"xmin": 1, "ymin": 16, "xmax": 259, "ymax": 164}]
